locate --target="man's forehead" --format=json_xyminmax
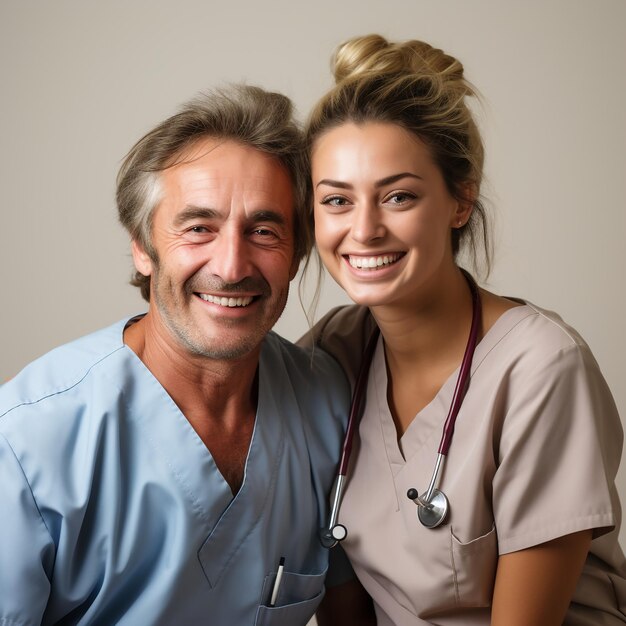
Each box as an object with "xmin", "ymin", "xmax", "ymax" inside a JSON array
[
  {"xmin": 176, "ymin": 174, "xmax": 285, "ymax": 193},
  {"xmin": 154, "ymin": 139, "xmax": 295, "ymax": 221},
  {"xmin": 162, "ymin": 138, "xmax": 293, "ymax": 194}
]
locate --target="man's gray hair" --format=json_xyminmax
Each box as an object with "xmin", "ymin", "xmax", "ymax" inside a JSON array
[{"xmin": 116, "ymin": 84, "xmax": 310, "ymax": 301}]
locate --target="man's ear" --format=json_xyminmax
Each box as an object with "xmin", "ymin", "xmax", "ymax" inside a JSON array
[
  {"xmin": 131, "ymin": 240, "xmax": 153, "ymax": 277},
  {"xmin": 288, "ymin": 254, "xmax": 301, "ymax": 281}
]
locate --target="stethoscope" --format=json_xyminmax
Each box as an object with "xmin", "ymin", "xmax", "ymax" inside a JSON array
[{"xmin": 320, "ymin": 271, "xmax": 482, "ymax": 548}]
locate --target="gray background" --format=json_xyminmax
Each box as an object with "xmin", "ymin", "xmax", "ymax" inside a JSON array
[{"xmin": 2, "ymin": 0, "xmax": 625, "ymax": 557}]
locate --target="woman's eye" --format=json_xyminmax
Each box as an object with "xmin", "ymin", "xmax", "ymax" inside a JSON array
[
  {"xmin": 321, "ymin": 195, "xmax": 349, "ymax": 208},
  {"xmin": 386, "ymin": 192, "xmax": 416, "ymax": 205}
]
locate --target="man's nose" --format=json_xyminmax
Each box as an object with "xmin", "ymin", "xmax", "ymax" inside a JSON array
[
  {"xmin": 351, "ymin": 204, "xmax": 385, "ymax": 244},
  {"xmin": 209, "ymin": 227, "xmax": 252, "ymax": 284}
]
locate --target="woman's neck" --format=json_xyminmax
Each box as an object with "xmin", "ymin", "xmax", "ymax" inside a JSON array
[
  {"xmin": 370, "ymin": 267, "xmax": 476, "ymax": 436},
  {"xmin": 372, "ymin": 268, "xmax": 474, "ymax": 367}
]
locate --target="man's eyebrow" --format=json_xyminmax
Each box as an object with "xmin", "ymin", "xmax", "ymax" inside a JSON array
[
  {"xmin": 315, "ymin": 172, "xmax": 423, "ymax": 190},
  {"xmin": 173, "ymin": 207, "xmax": 288, "ymax": 228},
  {"xmin": 248, "ymin": 210, "xmax": 288, "ymax": 227},
  {"xmin": 173, "ymin": 206, "xmax": 220, "ymax": 226}
]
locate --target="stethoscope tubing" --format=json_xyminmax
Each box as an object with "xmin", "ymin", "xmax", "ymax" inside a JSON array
[
  {"xmin": 337, "ymin": 328, "xmax": 380, "ymax": 476},
  {"xmin": 437, "ymin": 275, "xmax": 482, "ymax": 457},
  {"xmin": 323, "ymin": 270, "xmax": 482, "ymax": 542}
]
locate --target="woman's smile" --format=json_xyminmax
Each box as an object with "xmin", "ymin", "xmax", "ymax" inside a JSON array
[{"xmin": 345, "ymin": 252, "xmax": 405, "ymax": 270}]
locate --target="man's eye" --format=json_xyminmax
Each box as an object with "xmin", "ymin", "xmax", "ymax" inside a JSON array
[
  {"xmin": 252, "ymin": 228, "xmax": 276, "ymax": 238},
  {"xmin": 183, "ymin": 225, "xmax": 214, "ymax": 241}
]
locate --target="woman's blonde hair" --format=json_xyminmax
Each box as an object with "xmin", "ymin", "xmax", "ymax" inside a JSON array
[{"xmin": 306, "ymin": 34, "xmax": 491, "ymax": 273}]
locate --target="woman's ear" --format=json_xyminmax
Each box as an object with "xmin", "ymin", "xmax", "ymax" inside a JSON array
[
  {"xmin": 131, "ymin": 239, "xmax": 154, "ymax": 277},
  {"xmin": 452, "ymin": 182, "xmax": 477, "ymax": 228}
]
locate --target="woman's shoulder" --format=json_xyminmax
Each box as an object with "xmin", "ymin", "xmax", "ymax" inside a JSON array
[
  {"xmin": 297, "ymin": 305, "xmax": 377, "ymax": 387},
  {"xmin": 475, "ymin": 296, "xmax": 612, "ymax": 406},
  {"xmin": 493, "ymin": 299, "xmax": 590, "ymax": 355}
]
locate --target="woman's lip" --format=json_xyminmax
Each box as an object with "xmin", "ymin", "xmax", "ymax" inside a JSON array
[{"xmin": 344, "ymin": 252, "xmax": 405, "ymax": 270}]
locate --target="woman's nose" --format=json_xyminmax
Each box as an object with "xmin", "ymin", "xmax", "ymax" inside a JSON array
[{"xmin": 350, "ymin": 205, "xmax": 385, "ymax": 244}]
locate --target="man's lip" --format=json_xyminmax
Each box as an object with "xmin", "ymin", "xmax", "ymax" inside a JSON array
[
  {"xmin": 343, "ymin": 252, "xmax": 406, "ymax": 270},
  {"xmin": 195, "ymin": 293, "xmax": 257, "ymax": 308}
]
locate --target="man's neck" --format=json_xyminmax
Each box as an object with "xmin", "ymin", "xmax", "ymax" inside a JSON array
[{"xmin": 124, "ymin": 314, "xmax": 260, "ymax": 494}]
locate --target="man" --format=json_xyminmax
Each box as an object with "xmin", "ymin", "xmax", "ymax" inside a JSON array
[{"xmin": 0, "ymin": 85, "xmax": 349, "ymax": 624}]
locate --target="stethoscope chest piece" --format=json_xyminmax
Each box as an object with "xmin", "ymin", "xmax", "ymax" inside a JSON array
[
  {"xmin": 415, "ymin": 489, "xmax": 449, "ymax": 529},
  {"xmin": 407, "ymin": 486, "xmax": 449, "ymax": 528}
]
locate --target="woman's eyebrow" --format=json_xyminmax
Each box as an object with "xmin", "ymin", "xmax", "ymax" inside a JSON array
[
  {"xmin": 315, "ymin": 172, "xmax": 423, "ymax": 190},
  {"xmin": 315, "ymin": 179, "xmax": 352, "ymax": 190},
  {"xmin": 375, "ymin": 172, "xmax": 423, "ymax": 187}
]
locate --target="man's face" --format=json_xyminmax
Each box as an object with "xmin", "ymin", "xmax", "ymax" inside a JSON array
[{"xmin": 132, "ymin": 138, "xmax": 298, "ymax": 361}]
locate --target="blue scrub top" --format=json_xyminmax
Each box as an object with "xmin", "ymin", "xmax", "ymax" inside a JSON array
[{"xmin": 0, "ymin": 318, "xmax": 349, "ymax": 625}]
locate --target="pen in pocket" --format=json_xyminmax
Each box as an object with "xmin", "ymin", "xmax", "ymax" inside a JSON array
[{"xmin": 269, "ymin": 557, "xmax": 285, "ymax": 607}]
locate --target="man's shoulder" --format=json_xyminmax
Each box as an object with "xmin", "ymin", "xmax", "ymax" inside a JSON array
[
  {"xmin": 0, "ymin": 317, "xmax": 135, "ymax": 420},
  {"xmin": 263, "ymin": 330, "xmax": 350, "ymax": 402},
  {"xmin": 262, "ymin": 331, "xmax": 350, "ymax": 453},
  {"xmin": 264, "ymin": 329, "xmax": 344, "ymax": 379}
]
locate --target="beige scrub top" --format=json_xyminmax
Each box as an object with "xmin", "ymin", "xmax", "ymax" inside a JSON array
[{"xmin": 305, "ymin": 302, "xmax": 626, "ymax": 625}]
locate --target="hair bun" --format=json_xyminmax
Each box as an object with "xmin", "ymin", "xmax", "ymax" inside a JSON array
[{"xmin": 333, "ymin": 34, "xmax": 466, "ymax": 88}]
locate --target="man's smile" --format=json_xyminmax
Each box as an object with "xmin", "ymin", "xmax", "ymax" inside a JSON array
[{"xmin": 196, "ymin": 293, "xmax": 255, "ymax": 307}]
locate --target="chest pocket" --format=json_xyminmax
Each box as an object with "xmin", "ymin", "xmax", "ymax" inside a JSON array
[
  {"xmin": 254, "ymin": 569, "xmax": 326, "ymax": 626},
  {"xmin": 450, "ymin": 525, "xmax": 497, "ymax": 607}
]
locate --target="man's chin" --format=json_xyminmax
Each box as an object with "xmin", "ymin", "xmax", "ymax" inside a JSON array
[{"xmin": 177, "ymin": 327, "xmax": 267, "ymax": 362}]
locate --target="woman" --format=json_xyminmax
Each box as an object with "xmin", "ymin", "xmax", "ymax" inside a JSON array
[{"xmin": 304, "ymin": 35, "xmax": 626, "ymax": 625}]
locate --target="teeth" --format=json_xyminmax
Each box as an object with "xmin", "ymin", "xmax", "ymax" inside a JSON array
[
  {"xmin": 348, "ymin": 254, "xmax": 401, "ymax": 270},
  {"xmin": 198, "ymin": 294, "xmax": 254, "ymax": 307}
]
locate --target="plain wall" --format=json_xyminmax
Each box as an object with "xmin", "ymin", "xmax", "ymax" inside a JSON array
[{"xmin": 2, "ymin": 0, "xmax": 625, "ymax": 556}]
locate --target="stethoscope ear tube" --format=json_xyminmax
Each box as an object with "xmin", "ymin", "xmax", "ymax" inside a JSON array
[
  {"xmin": 336, "ymin": 330, "xmax": 380, "ymax": 476},
  {"xmin": 320, "ymin": 475, "xmax": 347, "ymax": 547},
  {"xmin": 321, "ymin": 330, "xmax": 380, "ymax": 548}
]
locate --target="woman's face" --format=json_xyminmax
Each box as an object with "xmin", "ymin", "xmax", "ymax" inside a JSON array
[{"xmin": 312, "ymin": 122, "xmax": 467, "ymax": 310}]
